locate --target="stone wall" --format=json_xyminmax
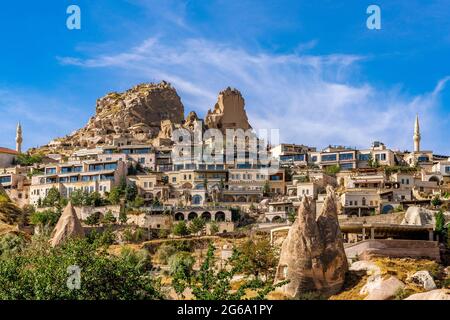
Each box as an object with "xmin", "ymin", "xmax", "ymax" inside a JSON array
[{"xmin": 345, "ymin": 239, "xmax": 441, "ymax": 262}]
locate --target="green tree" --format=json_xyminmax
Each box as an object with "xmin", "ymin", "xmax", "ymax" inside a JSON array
[
  {"xmin": 209, "ymin": 221, "xmax": 219, "ymax": 235},
  {"xmin": 324, "ymin": 165, "xmax": 341, "ymax": 176},
  {"xmin": 263, "ymin": 180, "xmax": 270, "ymax": 196},
  {"xmin": 171, "ymin": 243, "xmax": 286, "ymax": 300},
  {"xmin": 232, "ymin": 238, "xmax": 278, "ymax": 281},
  {"xmin": 85, "ymin": 212, "xmax": 101, "ymax": 226},
  {"xmin": 431, "ymin": 195, "xmax": 442, "ymax": 208},
  {"xmin": 189, "ymin": 217, "xmax": 206, "ymax": 235},
  {"xmin": 69, "ymin": 189, "xmax": 85, "ymax": 206},
  {"xmin": 0, "ymin": 234, "xmax": 25, "ymax": 257},
  {"xmin": 108, "ymin": 187, "xmax": 122, "ymax": 205},
  {"xmin": 30, "ymin": 209, "xmax": 61, "ymax": 230},
  {"xmin": 169, "ymin": 252, "xmax": 195, "ymax": 295},
  {"xmin": 42, "ymin": 187, "xmax": 63, "ymax": 208},
  {"xmin": 125, "ymin": 182, "xmax": 138, "ymax": 202},
  {"xmin": 119, "ymin": 208, "xmax": 128, "ymax": 224},
  {"xmin": 15, "ymin": 153, "xmax": 43, "ymax": 166},
  {"xmin": 101, "ymin": 210, "xmax": 116, "ymax": 225},
  {"xmin": 0, "ymin": 237, "xmax": 163, "ymax": 299},
  {"xmin": 131, "ymin": 196, "xmax": 145, "ymax": 208},
  {"xmin": 172, "ymin": 221, "xmax": 189, "ymax": 237},
  {"xmin": 435, "ymin": 210, "xmax": 445, "ymax": 236}
]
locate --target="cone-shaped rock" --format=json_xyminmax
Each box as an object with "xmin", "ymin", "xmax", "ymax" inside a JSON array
[
  {"xmin": 316, "ymin": 186, "xmax": 348, "ymax": 295},
  {"xmin": 50, "ymin": 202, "xmax": 84, "ymax": 247},
  {"xmin": 275, "ymin": 187, "xmax": 348, "ymax": 298}
]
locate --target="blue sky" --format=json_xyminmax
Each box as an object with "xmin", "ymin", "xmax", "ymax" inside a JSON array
[{"xmin": 1, "ymin": 0, "xmax": 450, "ymax": 154}]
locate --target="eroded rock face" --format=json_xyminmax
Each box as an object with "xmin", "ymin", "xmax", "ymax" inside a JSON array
[
  {"xmin": 50, "ymin": 202, "xmax": 84, "ymax": 247},
  {"xmin": 53, "ymin": 81, "xmax": 184, "ymax": 148},
  {"xmin": 275, "ymin": 186, "xmax": 348, "ymax": 298},
  {"xmin": 205, "ymin": 87, "xmax": 252, "ymax": 133}
]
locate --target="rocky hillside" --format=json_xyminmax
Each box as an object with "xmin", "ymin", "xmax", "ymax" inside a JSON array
[{"xmin": 47, "ymin": 81, "xmax": 185, "ymax": 150}]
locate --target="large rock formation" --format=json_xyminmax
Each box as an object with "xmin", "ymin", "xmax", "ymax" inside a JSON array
[
  {"xmin": 205, "ymin": 87, "xmax": 252, "ymax": 133},
  {"xmin": 401, "ymin": 206, "xmax": 450, "ymax": 226},
  {"xmin": 275, "ymin": 186, "xmax": 348, "ymax": 298},
  {"xmin": 50, "ymin": 202, "xmax": 84, "ymax": 247},
  {"xmin": 49, "ymin": 81, "xmax": 184, "ymax": 149}
]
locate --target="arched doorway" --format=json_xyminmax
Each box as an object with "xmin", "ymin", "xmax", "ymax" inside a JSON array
[
  {"xmin": 188, "ymin": 212, "xmax": 198, "ymax": 220},
  {"xmin": 192, "ymin": 195, "xmax": 202, "ymax": 205},
  {"xmin": 201, "ymin": 212, "xmax": 212, "ymax": 221},
  {"xmin": 272, "ymin": 216, "xmax": 282, "ymax": 223},
  {"xmin": 429, "ymin": 176, "xmax": 440, "ymax": 183},
  {"xmin": 382, "ymin": 205, "xmax": 394, "ymax": 214},
  {"xmin": 175, "ymin": 212, "xmax": 185, "ymax": 221},
  {"xmin": 215, "ymin": 211, "xmax": 225, "ymax": 222},
  {"xmin": 237, "ymin": 196, "xmax": 247, "ymax": 202}
]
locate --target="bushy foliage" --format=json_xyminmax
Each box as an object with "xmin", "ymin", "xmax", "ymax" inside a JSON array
[
  {"xmin": 231, "ymin": 238, "xmax": 278, "ymax": 281},
  {"xmin": 101, "ymin": 211, "xmax": 116, "ymax": 225},
  {"xmin": 84, "ymin": 212, "xmax": 101, "ymax": 226},
  {"xmin": 15, "ymin": 153, "xmax": 43, "ymax": 166},
  {"xmin": 189, "ymin": 217, "xmax": 206, "ymax": 235},
  {"xmin": 70, "ymin": 190, "xmax": 105, "ymax": 207},
  {"xmin": 172, "ymin": 221, "xmax": 189, "ymax": 237},
  {"xmin": 30, "ymin": 209, "xmax": 61, "ymax": 228},
  {"xmin": 0, "ymin": 234, "xmax": 25, "ymax": 257},
  {"xmin": 0, "ymin": 237, "xmax": 163, "ymax": 299},
  {"xmin": 41, "ymin": 187, "xmax": 66, "ymax": 209},
  {"xmin": 324, "ymin": 165, "xmax": 341, "ymax": 176},
  {"xmin": 171, "ymin": 243, "xmax": 287, "ymax": 300}
]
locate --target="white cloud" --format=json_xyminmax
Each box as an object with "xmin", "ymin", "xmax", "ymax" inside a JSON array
[
  {"xmin": 59, "ymin": 37, "xmax": 450, "ymax": 154},
  {"xmin": 0, "ymin": 88, "xmax": 84, "ymax": 150}
]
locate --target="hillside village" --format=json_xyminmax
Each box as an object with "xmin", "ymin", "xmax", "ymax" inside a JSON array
[{"xmin": 0, "ymin": 81, "xmax": 449, "ymax": 300}]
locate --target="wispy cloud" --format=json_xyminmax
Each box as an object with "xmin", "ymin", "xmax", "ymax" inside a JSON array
[
  {"xmin": 58, "ymin": 37, "xmax": 450, "ymax": 154},
  {"xmin": 0, "ymin": 88, "xmax": 85, "ymax": 150}
]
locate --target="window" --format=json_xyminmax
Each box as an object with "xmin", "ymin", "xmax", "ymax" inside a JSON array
[
  {"xmin": 104, "ymin": 163, "xmax": 117, "ymax": 170},
  {"xmin": 172, "ymin": 177, "xmax": 176, "ymax": 183},
  {"xmin": 339, "ymin": 153, "xmax": 354, "ymax": 161},
  {"xmin": 445, "ymin": 166, "xmax": 450, "ymax": 173},
  {"xmin": 359, "ymin": 153, "xmax": 370, "ymax": 161},
  {"xmin": 340, "ymin": 163, "xmax": 354, "ymax": 170},
  {"xmin": 321, "ymin": 154, "xmax": 337, "ymax": 162},
  {"xmin": 311, "ymin": 156, "xmax": 318, "ymax": 162},
  {"xmin": 0, "ymin": 176, "xmax": 12, "ymax": 184},
  {"xmin": 46, "ymin": 168, "xmax": 56, "ymax": 174},
  {"xmin": 139, "ymin": 157, "xmax": 145, "ymax": 164},
  {"xmin": 418, "ymin": 156, "xmax": 429, "ymax": 162}
]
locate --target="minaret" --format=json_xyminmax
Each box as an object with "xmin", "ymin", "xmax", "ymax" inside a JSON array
[
  {"xmin": 15, "ymin": 122, "xmax": 23, "ymax": 154},
  {"xmin": 413, "ymin": 114, "xmax": 420, "ymax": 153}
]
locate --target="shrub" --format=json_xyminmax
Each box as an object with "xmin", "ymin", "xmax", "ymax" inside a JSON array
[
  {"xmin": 172, "ymin": 221, "xmax": 189, "ymax": 237},
  {"xmin": 0, "ymin": 237, "xmax": 162, "ymax": 299},
  {"xmin": 189, "ymin": 217, "xmax": 206, "ymax": 235},
  {"xmin": 85, "ymin": 212, "xmax": 101, "ymax": 226}
]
